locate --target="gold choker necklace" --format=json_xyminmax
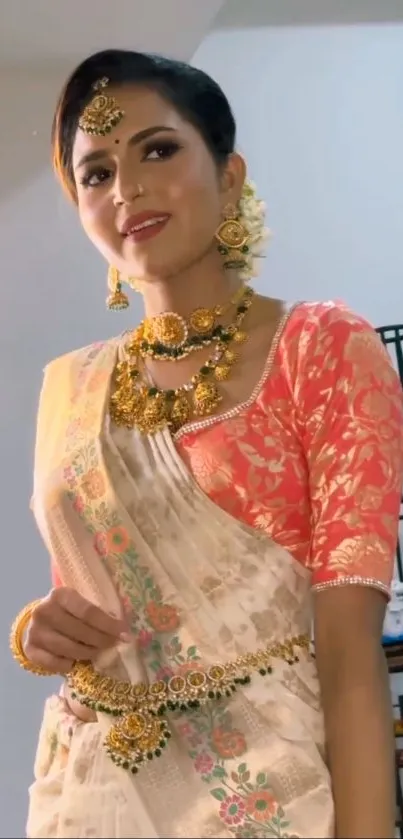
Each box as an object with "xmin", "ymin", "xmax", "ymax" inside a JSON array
[
  {"xmin": 110, "ymin": 287, "xmax": 255, "ymax": 435},
  {"xmin": 130, "ymin": 285, "xmax": 246, "ymax": 362}
]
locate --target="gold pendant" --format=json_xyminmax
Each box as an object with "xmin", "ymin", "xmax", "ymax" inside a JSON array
[
  {"xmin": 104, "ymin": 710, "xmax": 171, "ymax": 773},
  {"xmin": 143, "ymin": 312, "xmax": 188, "ymax": 349},
  {"xmin": 233, "ymin": 330, "xmax": 247, "ymax": 343},
  {"xmin": 189, "ymin": 307, "xmax": 216, "ymax": 335},
  {"xmin": 223, "ymin": 348, "xmax": 238, "ymax": 364},
  {"xmin": 110, "ymin": 380, "xmax": 147, "ymax": 427},
  {"xmin": 170, "ymin": 394, "xmax": 191, "ymax": 430},
  {"xmin": 140, "ymin": 393, "xmax": 167, "ymax": 434},
  {"xmin": 128, "ymin": 389, "xmax": 148, "ymax": 422},
  {"xmin": 214, "ymin": 364, "xmax": 231, "ymax": 381},
  {"xmin": 193, "ymin": 381, "xmax": 221, "ymax": 416}
]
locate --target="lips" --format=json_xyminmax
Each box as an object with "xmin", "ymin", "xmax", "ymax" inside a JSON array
[{"xmin": 121, "ymin": 211, "xmax": 170, "ymax": 237}]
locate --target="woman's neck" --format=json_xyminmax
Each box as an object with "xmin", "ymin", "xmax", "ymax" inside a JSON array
[{"xmin": 140, "ymin": 251, "xmax": 241, "ymax": 319}]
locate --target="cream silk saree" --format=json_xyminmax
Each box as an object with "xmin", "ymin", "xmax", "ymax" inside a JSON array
[{"xmin": 27, "ymin": 338, "xmax": 334, "ymax": 839}]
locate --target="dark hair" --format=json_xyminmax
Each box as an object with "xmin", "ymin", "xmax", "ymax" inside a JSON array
[{"xmin": 52, "ymin": 49, "xmax": 236, "ymax": 201}]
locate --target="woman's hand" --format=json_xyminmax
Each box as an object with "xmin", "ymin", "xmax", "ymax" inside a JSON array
[
  {"xmin": 63, "ymin": 682, "xmax": 98, "ymax": 722},
  {"xmin": 25, "ymin": 587, "xmax": 130, "ymax": 674}
]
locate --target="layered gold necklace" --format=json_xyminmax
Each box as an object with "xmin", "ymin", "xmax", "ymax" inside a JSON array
[
  {"xmin": 110, "ymin": 286, "xmax": 255, "ymax": 435},
  {"xmin": 130, "ymin": 285, "xmax": 246, "ymax": 361}
]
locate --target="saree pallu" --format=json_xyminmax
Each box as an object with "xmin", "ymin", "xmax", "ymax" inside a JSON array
[{"xmin": 27, "ymin": 339, "xmax": 334, "ymax": 839}]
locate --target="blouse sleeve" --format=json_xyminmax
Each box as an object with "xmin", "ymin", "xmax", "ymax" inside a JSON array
[{"xmin": 296, "ymin": 302, "xmax": 403, "ymax": 596}]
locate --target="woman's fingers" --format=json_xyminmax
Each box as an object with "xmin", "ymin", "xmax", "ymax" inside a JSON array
[
  {"xmin": 24, "ymin": 586, "xmax": 132, "ymax": 672},
  {"xmin": 48, "ymin": 588, "xmax": 129, "ymax": 641}
]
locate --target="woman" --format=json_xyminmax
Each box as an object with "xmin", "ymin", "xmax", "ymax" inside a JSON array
[{"xmin": 10, "ymin": 49, "xmax": 403, "ymax": 839}]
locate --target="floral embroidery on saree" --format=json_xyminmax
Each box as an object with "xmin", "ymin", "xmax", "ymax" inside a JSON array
[
  {"xmin": 175, "ymin": 706, "xmax": 298, "ymax": 838},
  {"xmin": 64, "ymin": 448, "xmax": 181, "ymax": 647},
  {"xmin": 63, "ymin": 444, "xmax": 303, "ymax": 837},
  {"xmin": 29, "ymin": 329, "xmax": 339, "ymax": 837}
]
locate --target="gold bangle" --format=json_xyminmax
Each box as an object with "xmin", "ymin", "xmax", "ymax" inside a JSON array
[{"xmin": 9, "ymin": 599, "xmax": 57, "ymax": 676}]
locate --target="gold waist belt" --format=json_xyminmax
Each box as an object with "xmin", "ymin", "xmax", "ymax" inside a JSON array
[{"xmin": 68, "ymin": 634, "xmax": 310, "ymax": 775}]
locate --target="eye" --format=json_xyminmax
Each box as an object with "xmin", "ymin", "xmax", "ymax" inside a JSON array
[
  {"xmin": 143, "ymin": 139, "xmax": 181, "ymax": 161},
  {"xmin": 79, "ymin": 167, "xmax": 112, "ymax": 188}
]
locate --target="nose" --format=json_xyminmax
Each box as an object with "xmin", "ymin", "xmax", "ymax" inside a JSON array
[{"xmin": 113, "ymin": 169, "xmax": 144, "ymax": 207}]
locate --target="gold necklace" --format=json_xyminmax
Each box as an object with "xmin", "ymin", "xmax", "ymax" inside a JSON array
[
  {"xmin": 110, "ymin": 287, "xmax": 255, "ymax": 435},
  {"xmin": 129, "ymin": 285, "xmax": 247, "ymax": 362}
]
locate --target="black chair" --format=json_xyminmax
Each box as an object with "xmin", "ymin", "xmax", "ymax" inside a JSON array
[
  {"xmin": 377, "ymin": 325, "xmax": 403, "ymax": 835},
  {"xmin": 376, "ymin": 324, "xmax": 403, "ymax": 582},
  {"xmin": 376, "ymin": 324, "xmax": 403, "ymax": 385}
]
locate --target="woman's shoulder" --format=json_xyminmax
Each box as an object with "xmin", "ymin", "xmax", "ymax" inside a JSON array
[
  {"xmin": 268, "ymin": 298, "xmax": 387, "ymax": 398},
  {"xmin": 270, "ymin": 296, "xmax": 402, "ymax": 419},
  {"xmin": 286, "ymin": 298, "xmax": 375, "ymax": 336},
  {"xmin": 279, "ymin": 298, "xmax": 378, "ymax": 362}
]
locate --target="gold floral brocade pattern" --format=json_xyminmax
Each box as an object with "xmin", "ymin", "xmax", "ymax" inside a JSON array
[{"xmin": 177, "ymin": 302, "xmax": 403, "ymax": 594}]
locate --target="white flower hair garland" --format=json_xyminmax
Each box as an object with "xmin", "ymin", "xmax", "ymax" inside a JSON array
[{"xmin": 239, "ymin": 179, "xmax": 271, "ymax": 281}]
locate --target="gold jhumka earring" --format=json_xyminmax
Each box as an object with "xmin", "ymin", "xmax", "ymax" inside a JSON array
[
  {"xmin": 106, "ymin": 267, "xmax": 130, "ymax": 311},
  {"xmin": 215, "ymin": 203, "xmax": 251, "ymax": 271},
  {"xmin": 106, "ymin": 269, "xmax": 143, "ymax": 310}
]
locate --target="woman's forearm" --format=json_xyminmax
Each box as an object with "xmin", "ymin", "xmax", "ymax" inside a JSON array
[{"xmin": 324, "ymin": 648, "xmax": 395, "ymax": 838}]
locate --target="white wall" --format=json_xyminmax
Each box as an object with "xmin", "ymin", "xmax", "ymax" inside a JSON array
[{"xmin": 193, "ymin": 23, "xmax": 403, "ymax": 328}]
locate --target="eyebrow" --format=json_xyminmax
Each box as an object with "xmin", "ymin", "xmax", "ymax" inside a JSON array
[{"xmin": 75, "ymin": 125, "xmax": 175, "ymax": 170}]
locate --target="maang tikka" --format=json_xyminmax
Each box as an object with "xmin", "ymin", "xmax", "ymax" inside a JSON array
[{"xmin": 78, "ymin": 77, "xmax": 125, "ymax": 136}]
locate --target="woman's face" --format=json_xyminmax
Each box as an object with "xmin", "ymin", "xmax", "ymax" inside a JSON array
[{"xmin": 72, "ymin": 84, "xmax": 244, "ymax": 281}]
